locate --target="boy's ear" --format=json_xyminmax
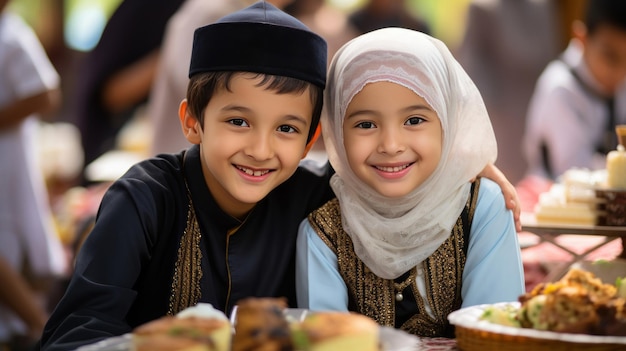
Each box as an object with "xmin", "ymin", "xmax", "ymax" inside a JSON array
[
  {"xmin": 179, "ymin": 99, "xmax": 202, "ymax": 144},
  {"xmin": 572, "ymin": 20, "xmax": 587, "ymax": 45}
]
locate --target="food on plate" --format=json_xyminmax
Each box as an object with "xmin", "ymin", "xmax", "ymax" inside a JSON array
[
  {"xmin": 231, "ymin": 297, "xmax": 294, "ymax": 351},
  {"xmin": 291, "ymin": 311, "xmax": 380, "ymax": 351},
  {"xmin": 618, "ymin": 277, "xmax": 626, "ymax": 298},
  {"xmin": 132, "ymin": 303, "xmax": 231, "ymax": 351},
  {"xmin": 480, "ymin": 268, "xmax": 626, "ymax": 336},
  {"xmin": 479, "ymin": 304, "xmax": 520, "ymax": 328},
  {"xmin": 131, "ymin": 298, "xmax": 387, "ymax": 350}
]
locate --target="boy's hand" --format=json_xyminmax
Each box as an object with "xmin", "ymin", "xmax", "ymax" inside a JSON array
[{"xmin": 475, "ymin": 164, "xmax": 522, "ymax": 232}]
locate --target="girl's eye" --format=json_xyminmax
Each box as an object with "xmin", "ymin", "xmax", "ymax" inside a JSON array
[
  {"xmin": 355, "ymin": 121, "xmax": 376, "ymax": 129},
  {"xmin": 405, "ymin": 116, "xmax": 425, "ymax": 126},
  {"xmin": 277, "ymin": 125, "xmax": 297, "ymax": 133},
  {"xmin": 228, "ymin": 118, "xmax": 249, "ymax": 127}
]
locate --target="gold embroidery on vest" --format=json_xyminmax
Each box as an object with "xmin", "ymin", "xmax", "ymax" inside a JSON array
[
  {"xmin": 468, "ymin": 178, "xmax": 480, "ymax": 225},
  {"xmin": 309, "ymin": 179, "xmax": 480, "ymax": 337},
  {"xmin": 168, "ymin": 186, "xmax": 203, "ymax": 315}
]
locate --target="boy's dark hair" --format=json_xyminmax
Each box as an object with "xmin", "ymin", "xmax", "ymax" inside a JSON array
[
  {"xmin": 585, "ymin": 0, "xmax": 626, "ymax": 34},
  {"xmin": 186, "ymin": 71, "xmax": 323, "ymax": 143}
]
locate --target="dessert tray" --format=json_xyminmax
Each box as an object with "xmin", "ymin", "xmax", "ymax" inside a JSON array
[{"xmin": 448, "ymin": 302, "xmax": 626, "ymax": 351}]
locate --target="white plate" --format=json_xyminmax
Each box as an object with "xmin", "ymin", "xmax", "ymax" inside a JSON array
[{"xmin": 447, "ymin": 302, "xmax": 626, "ymax": 345}]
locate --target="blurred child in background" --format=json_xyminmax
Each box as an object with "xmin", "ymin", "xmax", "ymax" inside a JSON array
[{"xmin": 0, "ymin": 0, "xmax": 67, "ymax": 349}]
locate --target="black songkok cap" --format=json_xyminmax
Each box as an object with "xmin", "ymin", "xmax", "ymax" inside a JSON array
[{"xmin": 189, "ymin": 1, "xmax": 327, "ymax": 88}]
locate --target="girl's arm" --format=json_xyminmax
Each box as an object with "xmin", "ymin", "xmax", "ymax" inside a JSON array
[
  {"xmin": 295, "ymin": 219, "xmax": 349, "ymax": 311},
  {"xmin": 462, "ymin": 178, "xmax": 525, "ymax": 307}
]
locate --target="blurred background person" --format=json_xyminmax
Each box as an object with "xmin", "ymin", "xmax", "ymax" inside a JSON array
[
  {"xmin": 71, "ymin": 0, "xmax": 184, "ymax": 182},
  {"xmin": 284, "ymin": 0, "xmax": 358, "ymax": 68},
  {"xmin": 456, "ymin": 0, "xmax": 587, "ymax": 186},
  {"xmin": 523, "ymin": 0, "xmax": 626, "ymax": 181},
  {"xmin": 0, "ymin": 256, "xmax": 48, "ymax": 351},
  {"xmin": 0, "ymin": 0, "xmax": 67, "ymax": 349},
  {"xmin": 347, "ymin": 0, "xmax": 429, "ymax": 35}
]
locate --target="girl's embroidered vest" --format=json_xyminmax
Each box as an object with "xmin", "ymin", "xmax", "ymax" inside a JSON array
[{"xmin": 307, "ymin": 179, "xmax": 480, "ymax": 337}]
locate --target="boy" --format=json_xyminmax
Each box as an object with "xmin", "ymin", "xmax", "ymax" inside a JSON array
[
  {"xmin": 523, "ymin": 0, "xmax": 626, "ymax": 180},
  {"xmin": 41, "ymin": 2, "xmax": 519, "ymax": 350},
  {"xmin": 41, "ymin": 2, "xmax": 330, "ymax": 350}
]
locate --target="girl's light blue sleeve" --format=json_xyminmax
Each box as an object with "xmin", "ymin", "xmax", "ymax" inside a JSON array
[
  {"xmin": 295, "ymin": 218, "xmax": 349, "ymax": 311},
  {"xmin": 461, "ymin": 179, "xmax": 526, "ymax": 307}
]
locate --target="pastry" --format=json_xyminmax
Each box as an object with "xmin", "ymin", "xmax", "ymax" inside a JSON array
[
  {"xmin": 291, "ymin": 311, "xmax": 380, "ymax": 351},
  {"xmin": 231, "ymin": 297, "xmax": 294, "ymax": 351},
  {"xmin": 132, "ymin": 303, "xmax": 231, "ymax": 351}
]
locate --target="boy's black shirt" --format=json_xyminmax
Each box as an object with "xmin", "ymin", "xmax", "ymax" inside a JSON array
[{"xmin": 41, "ymin": 145, "xmax": 334, "ymax": 351}]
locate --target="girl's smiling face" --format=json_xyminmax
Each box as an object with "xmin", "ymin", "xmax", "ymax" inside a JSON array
[{"xmin": 343, "ymin": 81, "xmax": 442, "ymax": 198}]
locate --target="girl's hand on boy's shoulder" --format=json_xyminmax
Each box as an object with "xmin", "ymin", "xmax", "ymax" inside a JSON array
[{"xmin": 475, "ymin": 163, "xmax": 522, "ymax": 232}]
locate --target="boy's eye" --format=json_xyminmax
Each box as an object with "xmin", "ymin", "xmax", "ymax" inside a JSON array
[
  {"xmin": 355, "ymin": 121, "xmax": 376, "ymax": 129},
  {"xmin": 277, "ymin": 125, "xmax": 297, "ymax": 133},
  {"xmin": 228, "ymin": 118, "xmax": 249, "ymax": 127},
  {"xmin": 405, "ymin": 116, "xmax": 425, "ymax": 126}
]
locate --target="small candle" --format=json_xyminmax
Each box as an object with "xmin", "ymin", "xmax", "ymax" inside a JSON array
[{"xmin": 606, "ymin": 125, "xmax": 626, "ymax": 189}]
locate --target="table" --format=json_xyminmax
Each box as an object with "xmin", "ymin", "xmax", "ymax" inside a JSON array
[
  {"xmin": 75, "ymin": 331, "xmax": 459, "ymax": 351},
  {"xmin": 379, "ymin": 327, "xmax": 458, "ymax": 350},
  {"xmin": 520, "ymin": 212, "xmax": 626, "ymax": 281}
]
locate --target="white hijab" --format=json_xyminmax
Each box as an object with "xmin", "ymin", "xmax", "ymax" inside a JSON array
[{"xmin": 323, "ymin": 28, "xmax": 497, "ymax": 279}]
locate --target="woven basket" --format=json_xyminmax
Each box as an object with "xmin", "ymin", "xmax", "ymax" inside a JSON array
[
  {"xmin": 449, "ymin": 303, "xmax": 626, "ymax": 351},
  {"xmin": 455, "ymin": 326, "xmax": 626, "ymax": 351}
]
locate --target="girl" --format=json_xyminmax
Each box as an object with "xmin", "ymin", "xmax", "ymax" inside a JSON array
[{"xmin": 296, "ymin": 27, "xmax": 525, "ymax": 337}]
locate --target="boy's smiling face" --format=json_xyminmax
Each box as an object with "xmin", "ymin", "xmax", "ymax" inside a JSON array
[
  {"xmin": 181, "ymin": 73, "xmax": 313, "ymax": 218},
  {"xmin": 343, "ymin": 81, "xmax": 442, "ymax": 198}
]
